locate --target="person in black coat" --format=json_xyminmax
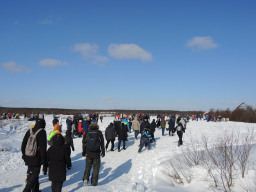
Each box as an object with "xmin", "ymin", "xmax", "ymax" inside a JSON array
[
  {"xmin": 105, "ymin": 122, "xmax": 116, "ymax": 151},
  {"xmin": 43, "ymin": 134, "xmax": 72, "ymax": 192},
  {"xmin": 140, "ymin": 116, "xmax": 151, "ymax": 133},
  {"xmin": 117, "ymin": 123, "xmax": 128, "ymax": 152},
  {"xmin": 175, "ymin": 122, "xmax": 186, "ymax": 146},
  {"xmin": 64, "ymin": 130, "xmax": 75, "ymax": 158},
  {"xmin": 114, "ymin": 120, "xmax": 121, "ymax": 137},
  {"xmin": 52, "ymin": 117, "xmax": 59, "ymax": 126},
  {"xmin": 21, "ymin": 119, "xmax": 47, "ymax": 192},
  {"xmin": 168, "ymin": 117, "xmax": 175, "ymax": 136},
  {"xmin": 150, "ymin": 119, "xmax": 156, "ymax": 142}
]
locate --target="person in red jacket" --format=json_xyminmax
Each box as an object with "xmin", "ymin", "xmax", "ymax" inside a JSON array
[{"xmin": 78, "ymin": 119, "xmax": 83, "ymax": 138}]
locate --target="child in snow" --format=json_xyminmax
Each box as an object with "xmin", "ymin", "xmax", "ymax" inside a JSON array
[
  {"xmin": 138, "ymin": 126, "xmax": 152, "ymax": 152},
  {"xmin": 43, "ymin": 134, "xmax": 72, "ymax": 192},
  {"xmin": 175, "ymin": 120, "xmax": 186, "ymax": 146}
]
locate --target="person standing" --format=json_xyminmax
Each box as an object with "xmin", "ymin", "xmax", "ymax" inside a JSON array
[
  {"xmin": 82, "ymin": 121, "xmax": 105, "ymax": 186},
  {"xmin": 132, "ymin": 116, "xmax": 140, "ymax": 139},
  {"xmin": 21, "ymin": 118, "xmax": 47, "ymax": 192},
  {"xmin": 160, "ymin": 117, "xmax": 166, "ymax": 136}
]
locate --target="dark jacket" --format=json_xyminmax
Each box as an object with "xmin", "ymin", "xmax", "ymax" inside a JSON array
[
  {"xmin": 65, "ymin": 130, "xmax": 74, "ymax": 152},
  {"xmin": 45, "ymin": 134, "xmax": 71, "ymax": 182},
  {"xmin": 21, "ymin": 119, "xmax": 47, "ymax": 167},
  {"xmin": 114, "ymin": 120, "xmax": 121, "ymax": 136},
  {"xmin": 168, "ymin": 119, "xmax": 175, "ymax": 130},
  {"xmin": 82, "ymin": 120, "xmax": 89, "ymax": 133},
  {"xmin": 140, "ymin": 120, "xmax": 151, "ymax": 133},
  {"xmin": 105, "ymin": 123, "xmax": 116, "ymax": 141},
  {"xmin": 117, "ymin": 123, "xmax": 128, "ymax": 141},
  {"xmin": 150, "ymin": 120, "xmax": 156, "ymax": 133},
  {"xmin": 66, "ymin": 118, "xmax": 73, "ymax": 131},
  {"xmin": 82, "ymin": 123, "xmax": 105, "ymax": 158}
]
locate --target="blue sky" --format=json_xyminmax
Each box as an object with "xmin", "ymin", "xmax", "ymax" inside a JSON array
[{"xmin": 1, "ymin": 0, "xmax": 256, "ymax": 111}]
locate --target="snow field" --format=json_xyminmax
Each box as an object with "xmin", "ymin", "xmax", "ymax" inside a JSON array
[{"xmin": 0, "ymin": 116, "xmax": 256, "ymax": 192}]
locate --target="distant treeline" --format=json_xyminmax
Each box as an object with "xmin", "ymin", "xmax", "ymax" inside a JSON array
[
  {"xmin": 0, "ymin": 107, "xmax": 203, "ymax": 116},
  {"xmin": 207, "ymin": 105, "xmax": 256, "ymax": 123}
]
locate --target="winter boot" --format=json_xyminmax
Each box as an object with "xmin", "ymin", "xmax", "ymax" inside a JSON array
[
  {"xmin": 84, "ymin": 179, "xmax": 88, "ymax": 186},
  {"xmin": 123, "ymin": 146, "xmax": 126, "ymax": 150},
  {"xmin": 118, "ymin": 147, "xmax": 121, "ymax": 152},
  {"xmin": 25, "ymin": 173, "xmax": 31, "ymax": 183}
]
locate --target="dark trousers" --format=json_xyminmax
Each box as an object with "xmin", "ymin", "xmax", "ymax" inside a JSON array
[
  {"xmin": 161, "ymin": 128, "xmax": 165, "ymax": 136},
  {"xmin": 134, "ymin": 130, "xmax": 139, "ymax": 139},
  {"xmin": 177, "ymin": 131, "xmax": 183, "ymax": 145},
  {"xmin": 83, "ymin": 157, "xmax": 101, "ymax": 186},
  {"xmin": 23, "ymin": 166, "xmax": 40, "ymax": 192},
  {"xmin": 106, "ymin": 140, "xmax": 114, "ymax": 150},
  {"xmin": 118, "ymin": 140, "xmax": 126, "ymax": 149},
  {"xmin": 51, "ymin": 181, "xmax": 63, "ymax": 192},
  {"xmin": 138, "ymin": 137, "xmax": 151, "ymax": 152}
]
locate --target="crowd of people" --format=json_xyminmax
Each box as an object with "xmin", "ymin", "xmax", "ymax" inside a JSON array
[{"xmin": 20, "ymin": 112, "xmax": 189, "ymax": 191}]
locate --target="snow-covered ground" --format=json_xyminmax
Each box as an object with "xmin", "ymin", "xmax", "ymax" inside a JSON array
[{"xmin": 1, "ymin": 115, "xmax": 256, "ymax": 192}]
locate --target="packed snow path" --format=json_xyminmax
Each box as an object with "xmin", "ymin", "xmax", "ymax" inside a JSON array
[{"xmin": 0, "ymin": 116, "xmax": 256, "ymax": 192}]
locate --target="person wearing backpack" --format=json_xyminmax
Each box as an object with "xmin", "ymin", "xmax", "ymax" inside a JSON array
[
  {"xmin": 43, "ymin": 133, "xmax": 72, "ymax": 192},
  {"xmin": 175, "ymin": 120, "xmax": 186, "ymax": 146},
  {"xmin": 82, "ymin": 121, "xmax": 105, "ymax": 186},
  {"xmin": 21, "ymin": 118, "xmax": 47, "ymax": 192}
]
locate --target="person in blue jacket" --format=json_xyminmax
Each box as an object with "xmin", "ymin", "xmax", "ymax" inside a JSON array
[{"xmin": 82, "ymin": 117, "xmax": 89, "ymax": 135}]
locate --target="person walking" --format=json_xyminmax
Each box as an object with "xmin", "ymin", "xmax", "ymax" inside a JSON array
[
  {"xmin": 43, "ymin": 134, "xmax": 72, "ymax": 192},
  {"xmin": 82, "ymin": 121, "xmax": 105, "ymax": 186},
  {"xmin": 105, "ymin": 122, "xmax": 116, "ymax": 151},
  {"xmin": 21, "ymin": 118, "xmax": 47, "ymax": 192}
]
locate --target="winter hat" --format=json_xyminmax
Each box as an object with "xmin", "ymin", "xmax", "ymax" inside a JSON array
[
  {"xmin": 35, "ymin": 119, "xmax": 46, "ymax": 129},
  {"xmin": 39, "ymin": 114, "xmax": 44, "ymax": 119},
  {"xmin": 91, "ymin": 119, "xmax": 97, "ymax": 124},
  {"xmin": 54, "ymin": 124, "xmax": 61, "ymax": 131}
]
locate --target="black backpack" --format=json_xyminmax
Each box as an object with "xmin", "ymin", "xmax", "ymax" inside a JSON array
[{"xmin": 86, "ymin": 131, "xmax": 100, "ymax": 152}]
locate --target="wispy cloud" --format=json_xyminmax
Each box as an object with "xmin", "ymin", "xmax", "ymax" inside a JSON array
[
  {"xmin": 38, "ymin": 19, "xmax": 53, "ymax": 25},
  {"xmin": 73, "ymin": 43, "xmax": 109, "ymax": 65},
  {"xmin": 185, "ymin": 36, "xmax": 218, "ymax": 51},
  {"xmin": 2, "ymin": 61, "xmax": 30, "ymax": 74},
  {"xmin": 38, "ymin": 15, "xmax": 60, "ymax": 25},
  {"xmin": 108, "ymin": 43, "xmax": 153, "ymax": 62},
  {"xmin": 39, "ymin": 58, "xmax": 68, "ymax": 67}
]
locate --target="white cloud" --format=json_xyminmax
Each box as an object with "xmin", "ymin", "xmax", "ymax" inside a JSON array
[
  {"xmin": 2, "ymin": 61, "xmax": 30, "ymax": 74},
  {"xmin": 73, "ymin": 43, "xmax": 109, "ymax": 64},
  {"xmin": 39, "ymin": 59, "xmax": 68, "ymax": 67},
  {"xmin": 186, "ymin": 36, "xmax": 218, "ymax": 51},
  {"xmin": 108, "ymin": 43, "xmax": 152, "ymax": 62}
]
